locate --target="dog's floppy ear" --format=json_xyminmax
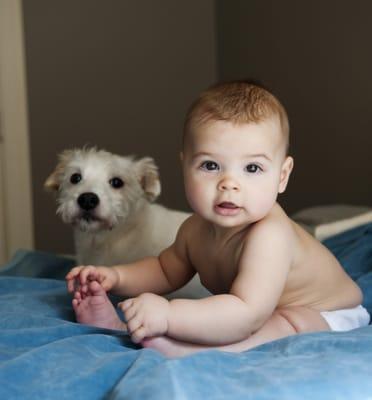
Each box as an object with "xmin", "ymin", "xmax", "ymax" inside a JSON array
[
  {"xmin": 44, "ymin": 171, "xmax": 60, "ymax": 192},
  {"xmin": 136, "ymin": 157, "xmax": 161, "ymax": 202},
  {"xmin": 44, "ymin": 149, "xmax": 75, "ymax": 192}
]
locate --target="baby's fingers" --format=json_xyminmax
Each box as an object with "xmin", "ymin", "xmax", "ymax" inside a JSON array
[
  {"xmin": 66, "ymin": 276, "xmax": 79, "ymax": 293},
  {"xmin": 79, "ymin": 266, "xmax": 98, "ymax": 285},
  {"xmin": 66, "ymin": 279, "xmax": 75, "ymax": 293},
  {"xmin": 118, "ymin": 298, "xmax": 134, "ymax": 312},
  {"xmin": 127, "ymin": 315, "xmax": 143, "ymax": 336},
  {"xmin": 65, "ymin": 266, "xmax": 82, "ymax": 280},
  {"xmin": 99, "ymin": 277, "xmax": 113, "ymax": 292},
  {"xmin": 66, "ymin": 267, "xmax": 83, "ymax": 292},
  {"xmin": 66, "ymin": 266, "xmax": 98, "ymax": 293},
  {"xmin": 130, "ymin": 326, "xmax": 147, "ymax": 344},
  {"xmin": 118, "ymin": 299, "xmax": 142, "ymax": 329}
]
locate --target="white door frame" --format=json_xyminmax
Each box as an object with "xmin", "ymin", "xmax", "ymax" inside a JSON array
[{"xmin": 0, "ymin": 0, "xmax": 34, "ymax": 264}]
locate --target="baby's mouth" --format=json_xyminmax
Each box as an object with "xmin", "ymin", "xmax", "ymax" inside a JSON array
[
  {"xmin": 214, "ymin": 202, "xmax": 241, "ymax": 216},
  {"xmin": 217, "ymin": 202, "xmax": 239, "ymax": 209}
]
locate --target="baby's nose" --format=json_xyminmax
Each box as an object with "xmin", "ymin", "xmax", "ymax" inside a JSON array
[{"xmin": 218, "ymin": 178, "xmax": 240, "ymax": 192}]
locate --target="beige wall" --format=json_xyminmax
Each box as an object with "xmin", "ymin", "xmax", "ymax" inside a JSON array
[
  {"xmin": 23, "ymin": 1, "xmax": 217, "ymax": 255},
  {"xmin": 0, "ymin": 0, "xmax": 34, "ymax": 263},
  {"xmin": 217, "ymin": 0, "xmax": 372, "ymax": 214}
]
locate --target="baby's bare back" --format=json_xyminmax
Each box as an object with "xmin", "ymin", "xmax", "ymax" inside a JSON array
[
  {"xmin": 278, "ymin": 221, "xmax": 362, "ymax": 310},
  {"xmin": 187, "ymin": 205, "xmax": 362, "ymax": 312}
]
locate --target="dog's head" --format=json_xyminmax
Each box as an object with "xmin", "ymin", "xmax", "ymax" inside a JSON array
[{"xmin": 45, "ymin": 148, "xmax": 161, "ymax": 232}]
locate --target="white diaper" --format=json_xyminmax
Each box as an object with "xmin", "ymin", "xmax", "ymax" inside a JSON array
[{"xmin": 320, "ymin": 305, "xmax": 370, "ymax": 331}]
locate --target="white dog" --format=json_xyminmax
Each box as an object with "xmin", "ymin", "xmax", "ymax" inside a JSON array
[{"xmin": 45, "ymin": 147, "xmax": 210, "ymax": 298}]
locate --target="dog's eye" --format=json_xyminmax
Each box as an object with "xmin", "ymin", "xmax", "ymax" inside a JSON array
[
  {"xmin": 109, "ymin": 177, "xmax": 124, "ymax": 189},
  {"xmin": 70, "ymin": 173, "xmax": 82, "ymax": 184}
]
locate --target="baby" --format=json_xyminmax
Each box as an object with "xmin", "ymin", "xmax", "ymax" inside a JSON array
[{"xmin": 66, "ymin": 81, "xmax": 370, "ymax": 357}]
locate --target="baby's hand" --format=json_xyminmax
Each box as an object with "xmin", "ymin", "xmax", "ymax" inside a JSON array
[
  {"xmin": 65, "ymin": 265, "xmax": 119, "ymax": 294},
  {"xmin": 118, "ymin": 293, "xmax": 170, "ymax": 343}
]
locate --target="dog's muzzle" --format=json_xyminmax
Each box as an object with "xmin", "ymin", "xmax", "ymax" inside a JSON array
[
  {"xmin": 74, "ymin": 192, "xmax": 113, "ymax": 230},
  {"xmin": 78, "ymin": 192, "xmax": 100, "ymax": 211}
]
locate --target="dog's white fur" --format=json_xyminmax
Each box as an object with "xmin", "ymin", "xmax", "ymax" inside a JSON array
[{"xmin": 45, "ymin": 148, "xmax": 209, "ymax": 298}]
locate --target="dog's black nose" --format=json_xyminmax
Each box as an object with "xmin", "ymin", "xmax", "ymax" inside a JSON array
[{"xmin": 78, "ymin": 192, "xmax": 100, "ymax": 211}]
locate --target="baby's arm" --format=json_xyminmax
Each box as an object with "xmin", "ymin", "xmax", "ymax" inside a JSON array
[
  {"xmin": 165, "ymin": 221, "xmax": 294, "ymax": 345},
  {"xmin": 66, "ymin": 265, "xmax": 119, "ymax": 293},
  {"xmin": 66, "ymin": 219, "xmax": 196, "ymax": 298}
]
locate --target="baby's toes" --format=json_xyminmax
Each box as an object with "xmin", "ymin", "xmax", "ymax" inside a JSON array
[
  {"xmin": 72, "ymin": 298, "xmax": 80, "ymax": 312},
  {"xmin": 74, "ymin": 291, "xmax": 82, "ymax": 301}
]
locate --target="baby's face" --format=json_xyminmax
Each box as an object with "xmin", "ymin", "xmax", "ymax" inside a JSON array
[{"xmin": 182, "ymin": 118, "xmax": 293, "ymax": 228}]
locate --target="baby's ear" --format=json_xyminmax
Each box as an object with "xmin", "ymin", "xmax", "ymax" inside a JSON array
[
  {"xmin": 136, "ymin": 157, "xmax": 161, "ymax": 202},
  {"xmin": 44, "ymin": 149, "xmax": 75, "ymax": 192},
  {"xmin": 278, "ymin": 156, "xmax": 294, "ymax": 193}
]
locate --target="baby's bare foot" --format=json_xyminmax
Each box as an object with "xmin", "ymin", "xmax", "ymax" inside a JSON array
[
  {"xmin": 72, "ymin": 280, "xmax": 126, "ymax": 331},
  {"xmin": 142, "ymin": 336, "xmax": 206, "ymax": 358}
]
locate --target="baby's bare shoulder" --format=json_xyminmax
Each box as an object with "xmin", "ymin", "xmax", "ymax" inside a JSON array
[
  {"xmin": 178, "ymin": 214, "xmax": 204, "ymax": 234},
  {"xmin": 175, "ymin": 214, "xmax": 207, "ymax": 246},
  {"xmin": 246, "ymin": 204, "xmax": 295, "ymax": 244},
  {"xmin": 237, "ymin": 208, "xmax": 298, "ymax": 274}
]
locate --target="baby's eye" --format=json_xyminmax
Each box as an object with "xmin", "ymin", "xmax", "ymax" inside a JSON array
[
  {"xmin": 245, "ymin": 164, "xmax": 262, "ymax": 174},
  {"xmin": 70, "ymin": 173, "xmax": 82, "ymax": 184},
  {"xmin": 200, "ymin": 161, "xmax": 219, "ymax": 171},
  {"xmin": 109, "ymin": 177, "xmax": 125, "ymax": 189}
]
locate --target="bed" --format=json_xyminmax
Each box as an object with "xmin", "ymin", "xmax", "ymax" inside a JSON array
[{"xmin": 1, "ymin": 209, "xmax": 372, "ymax": 399}]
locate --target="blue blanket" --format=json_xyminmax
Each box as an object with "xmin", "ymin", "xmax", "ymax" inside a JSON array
[{"xmin": 1, "ymin": 224, "xmax": 372, "ymax": 399}]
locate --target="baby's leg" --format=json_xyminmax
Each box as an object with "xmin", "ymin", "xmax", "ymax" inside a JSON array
[
  {"xmin": 143, "ymin": 306, "xmax": 330, "ymax": 358},
  {"xmin": 73, "ymin": 280, "xmax": 126, "ymax": 331}
]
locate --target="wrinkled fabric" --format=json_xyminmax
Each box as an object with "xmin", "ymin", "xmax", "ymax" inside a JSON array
[{"xmin": 0, "ymin": 224, "xmax": 372, "ymax": 400}]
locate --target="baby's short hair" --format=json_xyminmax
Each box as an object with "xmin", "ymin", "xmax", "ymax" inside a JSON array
[{"xmin": 183, "ymin": 80, "xmax": 290, "ymax": 154}]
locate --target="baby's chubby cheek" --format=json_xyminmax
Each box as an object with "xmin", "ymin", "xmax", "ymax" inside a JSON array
[
  {"xmin": 185, "ymin": 191, "xmax": 204, "ymax": 215},
  {"xmin": 253, "ymin": 192, "xmax": 278, "ymax": 217},
  {"xmin": 183, "ymin": 179, "xmax": 205, "ymax": 207}
]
